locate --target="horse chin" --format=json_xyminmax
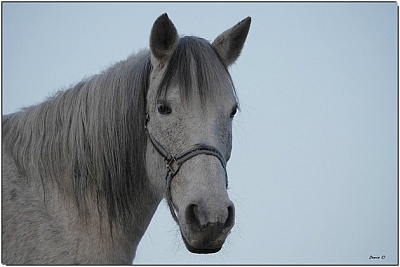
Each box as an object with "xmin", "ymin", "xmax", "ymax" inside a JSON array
[{"xmin": 181, "ymin": 233, "xmax": 223, "ymax": 254}]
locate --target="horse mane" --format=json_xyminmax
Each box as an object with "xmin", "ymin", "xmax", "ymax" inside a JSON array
[
  {"xmin": 2, "ymin": 36, "xmax": 237, "ymax": 229},
  {"xmin": 3, "ymin": 50, "xmax": 152, "ymax": 227}
]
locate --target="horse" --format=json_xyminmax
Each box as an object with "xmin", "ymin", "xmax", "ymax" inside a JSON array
[{"xmin": 2, "ymin": 13, "xmax": 251, "ymax": 264}]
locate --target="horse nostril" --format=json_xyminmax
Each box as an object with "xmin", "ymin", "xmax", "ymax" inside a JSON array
[
  {"xmin": 223, "ymin": 204, "xmax": 235, "ymax": 233},
  {"xmin": 185, "ymin": 204, "xmax": 201, "ymax": 228}
]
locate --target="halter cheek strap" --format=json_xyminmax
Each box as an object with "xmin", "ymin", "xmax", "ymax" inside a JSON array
[{"xmin": 145, "ymin": 114, "xmax": 228, "ymax": 223}]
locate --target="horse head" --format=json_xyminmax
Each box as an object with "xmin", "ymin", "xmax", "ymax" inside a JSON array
[{"xmin": 145, "ymin": 14, "xmax": 251, "ymax": 254}]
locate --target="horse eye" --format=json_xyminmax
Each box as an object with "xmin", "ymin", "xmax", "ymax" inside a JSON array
[
  {"xmin": 157, "ymin": 102, "xmax": 172, "ymax": 115},
  {"xmin": 230, "ymin": 107, "xmax": 238, "ymax": 118}
]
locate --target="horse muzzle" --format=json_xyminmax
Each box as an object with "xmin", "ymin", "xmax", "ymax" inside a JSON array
[{"xmin": 180, "ymin": 201, "xmax": 235, "ymax": 254}]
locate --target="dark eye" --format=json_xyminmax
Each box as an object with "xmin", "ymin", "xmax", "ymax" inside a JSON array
[
  {"xmin": 157, "ymin": 102, "xmax": 172, "ymax": 115},
  {"xmin": 230, "ymin": 106, "xmax": 238, "ymax": 118}
]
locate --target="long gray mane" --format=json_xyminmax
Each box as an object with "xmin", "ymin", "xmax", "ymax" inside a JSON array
[
  {"xmin": 2, "ymin": 36, "xmax": 235, "ymax": 229},
  {"xmin": 3, "ymin": 50, "xmax": 152, "ymax": 227}
]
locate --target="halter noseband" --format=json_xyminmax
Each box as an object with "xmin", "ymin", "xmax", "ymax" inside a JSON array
[{"xmin": 145, "ymin": 114, "xmax": 228, "ymax": 223}]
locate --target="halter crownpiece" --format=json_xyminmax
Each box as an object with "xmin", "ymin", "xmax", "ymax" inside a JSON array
[{"xmin": 145, "ymin": 113, "xmax": 228, "ymax": 223}]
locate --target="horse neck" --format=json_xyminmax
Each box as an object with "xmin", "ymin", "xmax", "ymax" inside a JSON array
[{"xmin": 3, "ymin": 51, "xmax": 159, "ymax": 230}]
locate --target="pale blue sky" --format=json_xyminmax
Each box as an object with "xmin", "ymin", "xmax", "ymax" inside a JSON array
[{"xmin": 2, "ymin": 2, "xmax": 398, "ymax": 264}]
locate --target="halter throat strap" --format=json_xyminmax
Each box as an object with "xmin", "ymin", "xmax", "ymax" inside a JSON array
[{"xmin": 145, "ymin": 116, "xmax": 228, "ymax": 223}]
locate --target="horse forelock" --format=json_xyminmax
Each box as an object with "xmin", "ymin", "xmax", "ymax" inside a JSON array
[
  {"xmin": 3, "ymin": 50, "xmax": 153, "ymax": 228},
  {"xmin": 157, "ymin": 36, "xmax": 238, "ymax": 107}
]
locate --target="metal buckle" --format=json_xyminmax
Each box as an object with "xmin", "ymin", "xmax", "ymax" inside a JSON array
[{"xmin": 166, "ymin": 156, "xmax": 178, "ymax": 175}]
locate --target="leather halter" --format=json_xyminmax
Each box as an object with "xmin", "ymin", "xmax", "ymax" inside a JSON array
[{"xmin": 145, "ymin": 114, "xmax": 228, "ymax": 223}]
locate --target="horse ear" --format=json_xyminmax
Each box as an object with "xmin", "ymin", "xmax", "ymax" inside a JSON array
[
  {"xmin": 212, "ymin": 17, "xmax": 251, "ymax": 67},
  {"xmin": 150, "ymin": 13, "xmax": 178, "ymax": 67}
]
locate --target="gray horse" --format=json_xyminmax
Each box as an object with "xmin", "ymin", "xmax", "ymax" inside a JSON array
[{"xmin": 2, "ymin": 13, "xmax": 251, "ymax": 264}]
